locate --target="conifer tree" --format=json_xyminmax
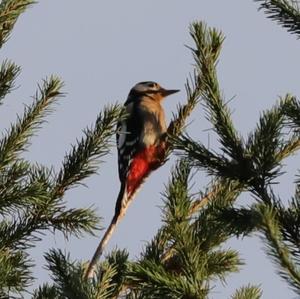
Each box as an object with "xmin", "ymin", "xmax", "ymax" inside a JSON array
[
  {"xmin": 0, "ymin": 1, "xmax": 122, "ymax": 298},
  {"xmin": 2, "ymin": 1, "xmax": 300, "ymax": 299},
  {"xmin": 255, "ymin": 0, "xmax": 300, "ymax": 36},
  {"xmin": 32, "ymin": 14, "xmax": 263, "ymax": 299}
]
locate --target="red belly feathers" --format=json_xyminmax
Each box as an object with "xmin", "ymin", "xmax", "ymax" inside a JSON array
[{"xmin": 126, "ymin": 145, "xmax": 164, "ymax": 196}]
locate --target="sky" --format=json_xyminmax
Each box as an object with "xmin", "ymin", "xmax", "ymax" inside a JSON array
[{"xmin": 1, "ymin": 1, "xmax": 300, "ymax": 298}]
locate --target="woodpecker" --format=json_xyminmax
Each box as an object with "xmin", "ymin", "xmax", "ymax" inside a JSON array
[
  {"xmin": 115, "ymin": 81, "xmax": 179, "ymax": 215},
  {"xmin": 85, "ymin": 81, "xmax": 179, "ymax": 279}
]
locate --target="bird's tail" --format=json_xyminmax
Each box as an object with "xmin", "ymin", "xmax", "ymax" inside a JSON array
[
  {"xmin": 85, "ymin": 182, "xmax": 132, "ymax": 279},
  {"xmin": 114, "ymin": 181, "xmax": 128, "ymax": 217},
  {"xmin": 84, "ymin": 213, "xmax": 119, "ymax": 279}
]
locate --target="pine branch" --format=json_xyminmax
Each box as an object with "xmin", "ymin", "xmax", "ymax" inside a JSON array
[
  {"xmin": 174, "ymin": 97, "xmax": 299, "ymax": 194},
  {"xmin": 0, "ymin": 249, "xmax": 32, "ymax": 295},
  {"xmin": 0, "ymin": 60, "xmax": 20, "ymax": 103},
  {"xmin": 189, "ymin": 179, "xmax": 242, "ymax": 215},
  {"xmin": 159, "ymin": 173, "xmax": 243, "ymax": 269},
  {"xmin": 173, "ymin": 134, "xmax": 254, "ymax": 185},
  {"xmin": 128, "ymin": 160, "xmax": 242, "ymax": 298},
  {"xmin": 33, "ymin": 284, "xmax": 64, "ymax": 299},
  {"xmin": 231, "ymin": 284, "xmax": 262, "ymax": 299},
  {"xmin": 192, "ymin": 193, "xmax": 243, "ymax": 248},
  {"xmin": 257, "ymin": 203, "xmax": 300, "ymax": 293},
  {"xmin": 275, "ymin": 187, "xmax": 300, "ymax": 260},
  {"xmin": 0, "ymin": 162, "xmax": 58, "ymax": 219},
  {"xmin": 274, "ymin": 133, "xmax": 300, "ymax": 161},
  {"xmin": 173, "ymin": 134, "xmax": 231, "ymax": 177},
  {"xmin": 52, "ymin": 105, "xmax": 123, "ymax": 280},
  {"xmin": 246, "ymin": 96, "xmax": 300, "ymax": 196},
  {"xmin": 45, "ymin": 249, "xmax": 91, "ymax": 299},
  {"xmin": 0, "ymin": 160, "xmax": 33, "ymax": 213},
  {"xmin": 161, "ymin": 159, "xmax": 193, "ymax": 223},
  {"xmin": 0, "ymin": 213, "xmax": 45, "ymax": 251},
  {"xmin": 45, "ymin": 249, "xmax": 117, "ymax": 299},
  {"xmin": 215, "ymin": 205, "xmax": 261, "ymax": 237},
  {"xmin": 166, "ymin": 76, "xmax": 201, "ymax": 147},
  {"xmin": 190, "ymin": 22, "xmax": 245, "ymax": 161},
  {"xmin": 144, "ymin": 160, "xmax": 195, "ymax": 267},
  {"xmin": 127, "ymin": 260, "xmax": 209, "ymax": 299},
  {"xmin": 0, "ymin": 156, "xmax": 101, "ymax": 250},
  {"xmin": 283, "ymin": 94, "xmax": 300, "ymax": 130},
  {"xmin": 0, "ymin": 76, "xmax": 64, "ymax": 170},
  {"xmin": 55, "ymin": 104, "xmax": 123, "ymax": 197},
  {"xmin": 206, "ymin": 249, "xmax": 241, "ymax": 281},
  {"xmin": 0, "ymin": 200, "xmax": 100, "ymax": 251},
  {"xmin": 166, "ymin": 21, "xmax": 225, "ymax": 150},
  {"xmin": 104, "ymin": 249, "xmax": 129, "ymax": 298},
  {"xmin": 246, "ymin": 102, "xmax": 286, "ymax": 187},
  {"xmin": 254, "ymin": 0, "xmax": 300, "ymax": 37},
  {"xmin": 49, "ymin": 207, "xmax": 100, "ymax": 238},
  {"xmin": 172, "ymin": 23, "xmax": 253, "ymax": 185},
  {"xmin": 0, "ymin": 0, "xmax": 36, "ymax": 48}
]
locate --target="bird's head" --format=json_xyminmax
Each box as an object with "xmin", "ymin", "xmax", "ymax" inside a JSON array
[{"xmin": 128, "ymin": 81, "xmax": 179, "ymax": 102}]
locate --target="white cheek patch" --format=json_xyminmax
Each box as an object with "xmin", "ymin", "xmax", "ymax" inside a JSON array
[{"xmin": 133, "ymin": 84, "xmax": 146, "ymax": 92}]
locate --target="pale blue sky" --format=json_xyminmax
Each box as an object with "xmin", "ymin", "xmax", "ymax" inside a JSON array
[{"xmin": 1, "ymin": 1, "xmax": 300, "ymax": 298}]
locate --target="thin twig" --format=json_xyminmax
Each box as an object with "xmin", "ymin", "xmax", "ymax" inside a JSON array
[{"xmin": 188, "ymin": 190, "xmax": 216, "ymax": 216}]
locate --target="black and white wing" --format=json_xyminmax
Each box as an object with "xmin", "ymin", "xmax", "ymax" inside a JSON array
[{"xmin": 116, "ymin": 102, "xmax": 142, "ymax": 181}]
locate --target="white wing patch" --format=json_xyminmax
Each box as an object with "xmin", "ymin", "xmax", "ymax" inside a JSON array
[
  {"xmin": 116, "ymin": 101, "xmax": 140, "ymax": 181},
  {"xmin": 117, "ymin": 122, "xmax": 127, "ymax": 150}
]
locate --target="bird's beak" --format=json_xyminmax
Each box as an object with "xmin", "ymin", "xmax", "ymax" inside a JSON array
[{"xmin": 160, "ymin": 88, "xmax": 180, "ymax": 97}]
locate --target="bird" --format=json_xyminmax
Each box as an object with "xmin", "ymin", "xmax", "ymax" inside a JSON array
[
  {"xmin": 85, "ymin": 81, "xmax": 179, "ymax": 279},
  {"xmin": 115, "ymin": 81, "xmax": 180, "ymax": 216}
]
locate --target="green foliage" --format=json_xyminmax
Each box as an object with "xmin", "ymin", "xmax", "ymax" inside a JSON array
[
  {"xmin": 0, "ymin": 87, "xmax": 121, "ymax": 295},
  {"xmin": 257, "ymin": 202, "xmax": 300, "ymax": 293},
  {"xmin": 2, "ymin": 1, "xmax": 300, "ymax": 298},
  {"xmin": 190, "ymin": 22, "xmax": 244, "ymax": 161},
  {"xmin": 173, "ymin": 16, "xmax": 300, "ymax": 299},
  {"xmin": 33, "ymin": 284, "xmax": 64, "ymax": 299},
  {"xmin": 283, "ymin": 94, "xmax": 300, "ymax": 130},
  {"xmin": 254, "ymin": 0, "xmax": 300, "ymax": 37},
  {"xmin": 0, "ymin": 77, "xmax": 64, "ymax": 170},
  {"xmin": 167, "ymin": 23, "xmax": 224, "ymax": 148},
  {"xmin": 36, "ymin": 249, "xmax": 128, "ymax": 299},
  {"xmin": 0, "ymin": 249, "xmax": 32, "ymax": 294},
  {"xmin": 231, "ymin": 284, "xmax": 262, "ymax": 299},
  {"xmin": 0, "ymin": 2, "xmax": 122, "ymax": 297},
  {"xmin": 0, "ymin": 60, "xmax": 20, "ymax": 103},
  {"xmin": 124, "ymin": 161, "xmax": 242, "ymax": 299},
  {"xmin": 0, "ymin": 0, "xmax": 35, "ymax": 48},
  {"xmin": 55, "ymin": 104, "xmax": 123, "ymax": 196}
]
